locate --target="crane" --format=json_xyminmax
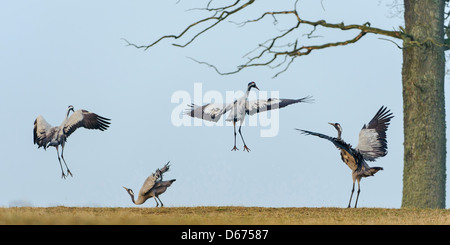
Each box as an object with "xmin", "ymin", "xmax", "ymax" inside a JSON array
[
  {"xmin": 33, "ymin": 105, "xmax": 111, "ymax": 179},
  {"xmin": 123, "ymin": 162, "xmax": 176, "ymax": 207},
  {"xmin": 296, "ymin": 106, "xmax": 393, "ymax": 208},
  {"xmin": 185, "ymin": 81, "xmax": 313, "ymax": 152}
]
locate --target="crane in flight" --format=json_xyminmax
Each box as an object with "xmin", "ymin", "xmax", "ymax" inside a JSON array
[
  {"xmin": 33, "ymin": 105, "xmax": 111, "ymax": 178},
  {"xmin": 185, "ymin": 81, "xmax": 313, "ymax": 152},
  {"xmin": 296, "ymin": 106, "xmax": 393, "ymax": 208}
]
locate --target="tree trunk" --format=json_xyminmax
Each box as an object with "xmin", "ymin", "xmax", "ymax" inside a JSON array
[{"xmin": 402, "ymin": 0, "xmax": 446, "ymax": 208}]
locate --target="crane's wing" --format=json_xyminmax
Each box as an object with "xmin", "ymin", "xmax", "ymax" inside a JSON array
[
  {"xmin": 296, "ymin": 128, "xmax": 362, "ymax": 171},
  {"xmin": 246, "ymin": 96, "xmax": 313, "ymax": 116},
  {"xmin": 63, "ymin": 109, "xmax": 111, "ymax": 138},
  {"xmin": 184, "ymin": 103, "xmax": 232, "ymax": 122},
  {"xmin": 159, "ymin": 161, "xmax": 171, "ymax": 174},
  {"xmin": 356, "ymin": 106, "xmax": 394, "ymax": 161},
  {"xmin": 153, "ymin": 179, "xmax": 176, "ymax": 189},
  {"xmin": 139, "ymin": 173, "xmax": 158, "ymax": 196},
  {"xmin": 33, "ymin": 115, "xmax": 57, "ymax": 149},
  {"xmin": 296, "ymin": 129, "xmax": 355, "ymax": 156},
  {"xmin": 155, "ymin": 161, "xmax": 171, "ymax": 180}
]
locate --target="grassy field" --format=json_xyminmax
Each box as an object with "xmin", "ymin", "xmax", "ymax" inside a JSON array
[{"xmin": 0, "ymin": 206, "xmax": 449, "ymax": 225}]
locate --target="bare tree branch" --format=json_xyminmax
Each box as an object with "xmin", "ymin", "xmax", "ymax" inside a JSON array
[
  {"xmin": 125, "ymin": 0, "xmax": 413, "ymax": 76},
  {"xmin": 238, "ymin": 9, "xmax": 406, "ymax": 39},
  {"xmin": 130, "ymin": 0, "xmax": 255, "ymax": 50}
]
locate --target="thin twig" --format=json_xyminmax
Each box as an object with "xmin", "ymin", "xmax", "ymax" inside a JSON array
[{"xmin": 125, "ymin": 0, "xmax": 414, "ymax": 77}]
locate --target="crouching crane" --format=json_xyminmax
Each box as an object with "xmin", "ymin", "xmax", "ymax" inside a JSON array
[
  {"xmin": 296, "ymin": 106, "xmax": 393, "ymax": 208},
  {"xmin": 33, "ymin": 105, "xmax": 111, "ymax": 179},
  {"xmin": 185, "ymin": 81, "xmax": 313, "ymax": 152},
  {"xmin": 123, "ymin": 162, "xmax": 176, "ymax": 207}
]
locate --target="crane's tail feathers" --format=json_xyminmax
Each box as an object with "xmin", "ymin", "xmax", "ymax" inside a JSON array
[{"xmin": 368, "ymin": 167, "xmax": 383, "ymax": 176}]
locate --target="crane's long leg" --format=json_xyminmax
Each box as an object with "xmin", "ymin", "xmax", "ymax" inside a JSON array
[
  {"xmin": 231, "ymin": 120, "xmax": 239, "ymax": 151},
  {"xmin": 354, "ymin": 180, "xmax": 361, "ymax": 208},
  {"xmin": 60, "ymin": 144, "xmax": 73, "ymax": 177},
  {"xmin": 153, "ymin": 197, "xmax": 159, "ymax": 207},
  {"xmin": 156, "ymin": 196, "xmax": 164, "ymax": 207},
  {"xmin": 55, "ymin": 146, "xmax": 66, "ymax": 179},
  {"xmin": 347, "ymin": 181, "xmax": 355, "ymax": 208},
  {"xmin": 238, "ymin": 124, "xmax": 250, "ymax": 152}
]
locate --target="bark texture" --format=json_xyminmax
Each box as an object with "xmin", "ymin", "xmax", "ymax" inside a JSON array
[{"xmin": 402, "ymin": 0, "xmax": 446, "ymax": 208}]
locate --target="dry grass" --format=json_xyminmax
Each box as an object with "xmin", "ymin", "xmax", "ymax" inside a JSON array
[{"xmin": 0, "ymin": 206, "xmax": 449, "ymax": 225}]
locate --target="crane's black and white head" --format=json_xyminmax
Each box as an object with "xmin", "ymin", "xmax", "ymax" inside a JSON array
[
  {"xmin": 328, "ymin": 122, "xmax": 343, "ymax": 138},
  {"xmin": 123, "ymin": 186, "xmax": 137, "ymax": 204},
  {"xmin": 247, "ymin": 81, "xmax": 260, "ymax": 91},
  {"xmin": 67, "ymin": 105, "xmax": 75, "ymax": 117},
  {"xmin": 122, "ymin": 186, "xmax": 134, "ymax": 197}
]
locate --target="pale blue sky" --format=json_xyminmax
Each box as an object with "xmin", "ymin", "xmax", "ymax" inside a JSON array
[{"xmin": 1, "ymin": 0, "xmax": 448, "ymax": 208}]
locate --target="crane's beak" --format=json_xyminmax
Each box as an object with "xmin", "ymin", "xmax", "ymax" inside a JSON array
[
  {"xmin": 254, "ymin": 85, "xmax": 260, "ymax": 91},
  {"xmin": 328, "ymin": 122, "xmax": 341, "ymax": 131},
  {"xmin": 328, "ymin": 122, "xmax": 337, "ymax": 128}
]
